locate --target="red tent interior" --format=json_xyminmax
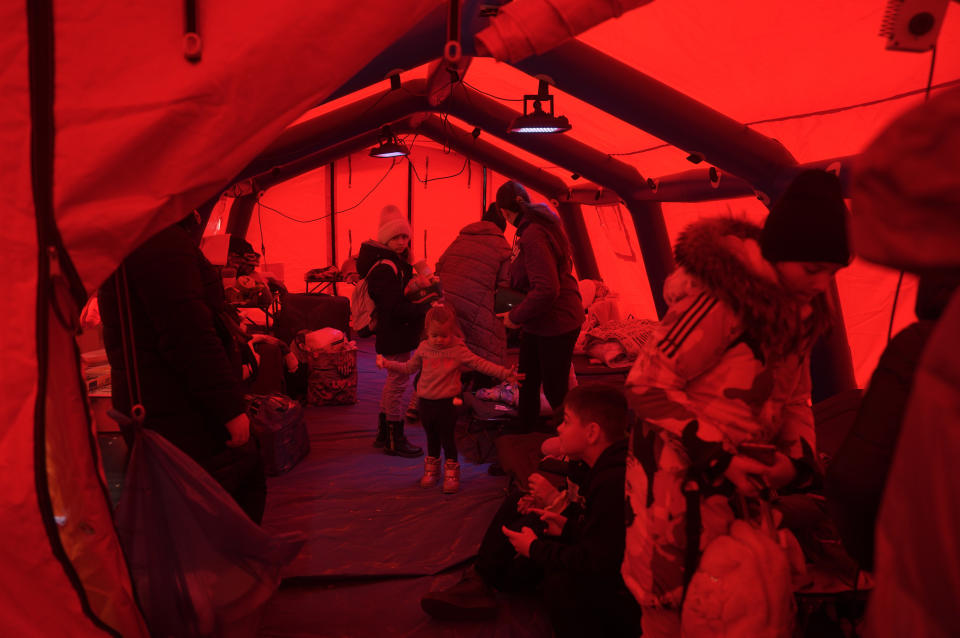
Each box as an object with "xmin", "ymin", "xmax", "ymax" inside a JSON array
[{"xmin": 3, "ymin": 0, "xmax": 959, "ymax": 635}]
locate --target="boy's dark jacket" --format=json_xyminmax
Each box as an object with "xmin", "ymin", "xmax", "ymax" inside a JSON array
[
  {"xmin": 357, "ymin": 240, "xmax": 427, "ymax": 355},
  {"xmin": 528, "ymin": 438, "xmax": 629, "ymax": 584}
]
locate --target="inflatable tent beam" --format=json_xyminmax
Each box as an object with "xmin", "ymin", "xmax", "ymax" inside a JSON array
[
  {"xmin": 415, "ymin": 115, "xmax": 600, "ymax": 279},
  {"xmin": 235, "ymin": 113, "xmax": 602, "ymax": 280},
  {"xmin": 227, "ymin": 128, "xmax": 390, "ymax": 240},
  {"xmin": 236, "ymin": 79, "xmax": 670, "ymax": 312},
  {"xmin": 440, "ymin": 83, "xmax": 673, "ymax": 315},
  {"xmin": 512, "ymin": 40, "xmax": 799, "ymax": 195}
]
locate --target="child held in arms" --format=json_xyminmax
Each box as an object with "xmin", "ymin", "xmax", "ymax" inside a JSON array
[
  {"xmin": 500, "ymin": 384, "xmax": 641, "ymax": 637},
  {"xmin": 377, "ymin": 304, "xmax": 522, "ymax": 493}
]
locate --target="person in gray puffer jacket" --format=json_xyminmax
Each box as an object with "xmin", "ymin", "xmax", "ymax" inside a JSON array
[{"xmin": 436, "ymin": 204, "xmax": 512, "ymax": 369}]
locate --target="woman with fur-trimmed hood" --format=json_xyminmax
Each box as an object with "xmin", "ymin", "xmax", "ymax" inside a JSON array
[{"xmin": 621, "ymin": 170, "xmax": 851, "ymax": 636}]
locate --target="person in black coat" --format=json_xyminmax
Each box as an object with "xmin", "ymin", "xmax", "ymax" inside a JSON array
[
  {"xmin": 421, "ymin": 385, "xmax": 641, "ymax": 637},
  {"xmin": 99, "ymin": 213, "xmax": 266, "ymax": 523},
  {"xmin": 826, "ymin": 272, "xmax": 960, "ymax": 569},
  {"xmin": 356, "ymin": 204, "xmax": 433, "ymax": 457}
]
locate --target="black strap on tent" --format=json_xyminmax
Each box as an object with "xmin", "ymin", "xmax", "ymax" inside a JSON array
[
  {"xmin": 183, "ymin": 0, "xmax": 202, "ymax": 63},
  {"xmin": 444, "ymin": 0, "xmax": 462, "ymax": 63},
  {"xmin": 26, "ymin": 0, "xmax": 124, "ymax": 633}
]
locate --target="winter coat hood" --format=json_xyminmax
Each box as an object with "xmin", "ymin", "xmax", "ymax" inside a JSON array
[
  {"xmin": 436, "ymin": 223, "xmax": 511, "ymax": 364},
  {"xmin": 459, "ymin": 220, "xmax": 507, "ymax": 237},
  {"xmin": 673, "ymin": 217, "xmax": 830, "ymax": 357},
  {"xmin": 356, "ymin": 240, "xmax": 408, "ymax": 278}
]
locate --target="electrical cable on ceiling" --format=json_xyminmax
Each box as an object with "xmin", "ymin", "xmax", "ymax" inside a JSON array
[
  {"xmin": 461, "ymin": 80, "xmax": 524, "ymax": 101},
  {"xmin": 406, "ymin": 154, "xmax": 469, "ymax": 185},
  {"xmin": 256, "ymin": 200, "xmax": 267, "ymax": 261},
  {"xmin": 255, "ymin": 159, "xmax": 398, "ymax": 224},
  {"xmin": 887, "ymin": 45, "xmax": 938, "ymax": 344},
  {"xmin": 608, "ymin": 76, "xmax": 960, "ymax": 157}
]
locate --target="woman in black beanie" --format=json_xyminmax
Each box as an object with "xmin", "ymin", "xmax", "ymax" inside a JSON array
[
  {"xmin": 621, "ymin": 169, "xmax": 851, "ymax": 636},
  {"xmin": 496, "ymin": 181, "xmax": 583, "ymax": 433}
]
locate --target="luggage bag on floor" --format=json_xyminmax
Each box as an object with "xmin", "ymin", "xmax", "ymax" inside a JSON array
[
  {"xmin": 275, "ymin": 293, "xmax": 351, "ymax": 345},
  {"xmin": 247, "ymin": 394, "xmax": 310, "ymax": 475},
  {"xmin": 305, "ymin": 344, "xmax": 358, "ymax": 406}
]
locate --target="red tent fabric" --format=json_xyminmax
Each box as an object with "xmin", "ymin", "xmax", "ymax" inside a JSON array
[{"xmin": 2, "ymin": 0, "xmax": 959, "ymax": 634}]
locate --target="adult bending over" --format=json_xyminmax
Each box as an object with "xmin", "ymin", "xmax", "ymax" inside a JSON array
[
  {"xmin": 436, "ymin": 203, "xmax": 512, "ymax": 384},
  {"xmin": 621, "ymin": 170, "xmax": 851, "ymax": 636},
  {"xmin": 497, "ymin": 181, "xmax": 583, "ymax": 433}
]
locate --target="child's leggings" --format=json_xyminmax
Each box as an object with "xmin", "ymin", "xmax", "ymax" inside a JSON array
[
  {"xmin": 380, "ymin": 351, "xmax": 412, "ymax": 421},
  {"xmin": 419, "ymin": 397, "xmax": 458, "ymax": 459}
]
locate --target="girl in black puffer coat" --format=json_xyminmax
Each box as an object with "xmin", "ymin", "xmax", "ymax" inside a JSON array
[{"xmin": 357, "ymin": 205, "xmax": 432, "ymax": 457}]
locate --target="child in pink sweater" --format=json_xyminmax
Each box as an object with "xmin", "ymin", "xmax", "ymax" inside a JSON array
[{"xmin": 377, "ymin": 304, "xmax": 521, "ymax": 493}]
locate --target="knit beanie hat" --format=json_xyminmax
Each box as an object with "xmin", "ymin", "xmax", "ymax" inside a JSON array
[
  {"xmin": 481, "ymin": 202, "xmax": 507, "ymax": 231},
  {"xmin": 761, "ymin": 169, "xmax": 850, "ymax": 264},
  {"xmin": 495, "ymin": 180, "xmax": 531, "ymax": 216},
  {"xmin": 377, "ymin": 204, "xmax": 412, "ymax": 244}
]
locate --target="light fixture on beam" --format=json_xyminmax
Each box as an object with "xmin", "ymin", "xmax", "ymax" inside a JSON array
[
  {"xmin": 507, "ymin": 78, "xmax": 571, "ymax": 134},
  {"xmin": 369, "ymin": 126, "xmax": 409, "ymax": 158}
]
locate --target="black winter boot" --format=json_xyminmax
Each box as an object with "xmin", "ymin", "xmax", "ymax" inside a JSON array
[
  {"xmin": 373, "ymin": 412, "xmax": 389, "ymax": 448},
  {"xmin": 384, "ymin": 419, "xmax": 423, "ymax": 457}
]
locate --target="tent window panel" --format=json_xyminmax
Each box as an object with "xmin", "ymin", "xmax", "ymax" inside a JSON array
[
  {"xmin": 583, "ymin": 204, "xmax": 657, "ymax": 320},
  {"xmin": 596, "ymin": 204, "xmax": 637, "ymax": 262}
]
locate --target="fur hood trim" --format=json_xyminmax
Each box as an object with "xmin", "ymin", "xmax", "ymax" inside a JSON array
[{"xmin": 674, "ymin": 217, "xmax": 828, "ymax": 356}]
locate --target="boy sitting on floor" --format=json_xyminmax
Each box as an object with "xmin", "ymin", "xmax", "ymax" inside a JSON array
[{"xmin": 421, "ymin": 384, "xmax": 641, "ymax": 637}]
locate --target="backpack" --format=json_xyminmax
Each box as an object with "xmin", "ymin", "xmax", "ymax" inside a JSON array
[{"xmin": 350, "ymin": 259, "xmax": 398, "ymax": 335}]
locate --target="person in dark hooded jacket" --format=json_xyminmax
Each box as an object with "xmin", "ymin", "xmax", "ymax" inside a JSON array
[
  {"xmin": 497, "ymin": 181, "xmax": 583, "ymax": 433},
  {"xmin": 357, "ymin": 204, "xmax": 431, "ymax": 457}
]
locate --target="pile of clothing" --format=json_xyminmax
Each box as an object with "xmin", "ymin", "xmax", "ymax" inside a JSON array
[{"xmin": 574, "ymin": 280, "xmax": 658, "ymax": 369}]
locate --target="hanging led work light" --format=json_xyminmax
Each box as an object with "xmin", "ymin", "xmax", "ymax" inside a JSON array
[
  {"xmin": 507, "ymin": 78, "xmax": 571, "ymax": 134},
  {"xmin": 369, "ymin": 126, "xmax": 409, "ymax": 158}
]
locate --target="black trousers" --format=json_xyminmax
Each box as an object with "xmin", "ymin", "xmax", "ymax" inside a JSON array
[
  {"xmin": 475, "ymin": 489, "xmax": 642, "ymax": 637},
  {"xmin": 419, "ymin": 397, "xmax": 458, "ymax": 460},
  {"xmin": 200, "ymin": 440, "xmax": 267, "ymax": 524},
  {"xmin": 517, "ymin": 328, "xmax": 580, "ymax": 430}
]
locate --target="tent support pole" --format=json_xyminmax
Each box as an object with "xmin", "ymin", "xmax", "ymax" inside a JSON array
[
  {"xmin": 810, "ymin": 282, "xmax": 858, "ymax": 400},
  {"xmin": 481, "ymin": 165, "xmax": 487, "ymax": 215},
  {"xmin": 623, "ymin": 199, "xmax": 674, "ymax": 319},
  {"xmin": 329, "ymin": 162, "xmax": 337, "ymax": 296},
  {"xmin": 555, "ymin": 201, "xmax": 599, "ymax": 280},
  {"xmin": 407, "ymin": 160, "xmax": 413, "ymax": 225},
  {"xmin": 226, "ymin": 194, "xmax": 256, "ymax": 240}
]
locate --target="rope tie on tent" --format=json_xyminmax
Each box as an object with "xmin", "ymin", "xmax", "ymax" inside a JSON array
[{"xmin": 183, "ymin": 0, "xmax": 202, "ymax": 63}]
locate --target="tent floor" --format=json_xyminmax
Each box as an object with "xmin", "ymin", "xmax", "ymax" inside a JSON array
[{"xmin": 256, "ymin": 338, "xmax": 552, "ymax": 637}]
